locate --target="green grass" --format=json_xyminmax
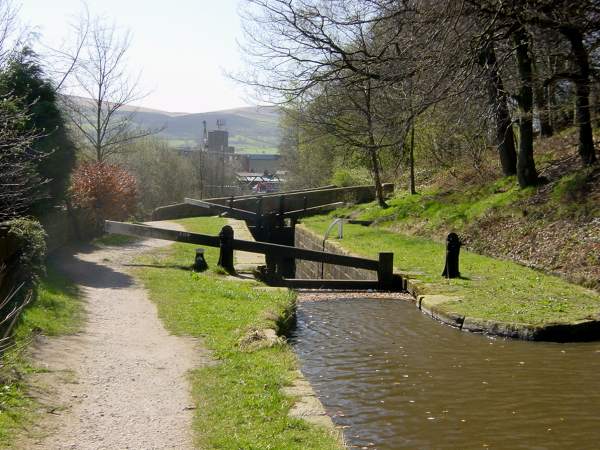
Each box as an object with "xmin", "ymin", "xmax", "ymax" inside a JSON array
[
  {"xmin": 0, "ymin": 380, "xmax": 29, "ymax": 447},
  {"xmin": 332, "ymin": 177, "xmax": 534, "ymax": 233},
  {"xmin": 15, "ymin": 269, "xmax": 82, "ymax": 338},
  {"xmin": 0, "ymin": 267, "xmax": 82, "ymax": 447},
  {"xmin": 232, "ymin": 146, "xmax": 279, "ymax": 154},
  {"xmin": 166, "ymin": 138, "xmax": 198, "ymax": 148},
  {"xmin": 164, "ymin": 135, "xmax": 279, "ymax": 154},
  {"xmin": 133, "ymin": 217, "xmax": 341, "ymax": 450},
  {"xmin": 302, "ymin": 217, "xmax": 600, "ymax": 325},
  {"xmin": 550, "ymin": 167, "xmax": 599, "ymax": 218}
]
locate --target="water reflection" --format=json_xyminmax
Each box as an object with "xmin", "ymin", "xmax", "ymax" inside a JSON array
[{"xmin": 291, "ymin": 297, "xmax": 600, "ymax": 449}]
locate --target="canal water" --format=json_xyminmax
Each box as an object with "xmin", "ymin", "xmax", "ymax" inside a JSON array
[{"xmin": 291, "ymin": 295, "xmax": 600, "ymax": 449}]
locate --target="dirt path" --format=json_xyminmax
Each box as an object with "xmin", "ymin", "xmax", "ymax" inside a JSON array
[{"xmin": 19, "ymin": 221, "xmax": 208, "ymax": 450}]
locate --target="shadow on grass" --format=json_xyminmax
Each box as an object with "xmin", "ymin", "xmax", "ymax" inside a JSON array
[{"xmin": 226, "ymin": 273, "xmax": 256, "ymax": 281}]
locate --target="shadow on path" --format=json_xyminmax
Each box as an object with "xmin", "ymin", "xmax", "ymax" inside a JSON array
[{"xmin": 48, "ymin": 248, "xmax": 133, "ymax": 290}]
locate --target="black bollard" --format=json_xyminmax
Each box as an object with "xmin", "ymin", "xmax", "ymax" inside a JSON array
[
  {"xmin": 442, "ymin": 232, "xmax": 461, "ymax": 278},
  {"xmin": 193, "ymin": 248, "xmax": 208, "ymax": 272},
  {"xmin": 217, "ymin": 225, "xmax": 236, "ymax": 274}
]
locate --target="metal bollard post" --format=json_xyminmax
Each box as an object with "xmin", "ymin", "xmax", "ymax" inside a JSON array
[
  {"xmin": 193, "ymin": 248, "xmax": 208, "ymax": 272},
  {"xmin": 217, "ymin": 225, "xmax": 235, "ymax": 274},
  {"xmin": 442, "ymin": 232, "xmax": 461, "ymax": 278}
]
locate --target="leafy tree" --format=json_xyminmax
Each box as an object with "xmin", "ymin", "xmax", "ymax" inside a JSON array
[
  {"xmin": 0, "ymin": 48, "xmax": 76, "ymax": 212},
  {"xmin": 69, "ymin": 161, "xmax": 137, "ymax": 231},
  {"xmin": 117, "ymin": 138, "xmax": 201, "ymax": 215},
  {"xmin": 278, "ymin": 105, "xmax": 337, "ymax": 189}
]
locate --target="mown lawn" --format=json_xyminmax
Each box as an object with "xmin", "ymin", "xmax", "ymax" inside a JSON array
[
  {"xmin": 134, "ymin": 217, "xmax": 341, "ymax": 450},
  {"xmin": 0, "ymin": 267, "xmax": 83, "ymax": 447},
  {"xmin": 302, "ymin": 217, "xmax": 600, "ymax": 325}
]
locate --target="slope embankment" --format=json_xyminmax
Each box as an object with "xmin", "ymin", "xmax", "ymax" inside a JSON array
[{"xmin": 299, "ymin": 135, "xmax": 600, "ymax": 340}]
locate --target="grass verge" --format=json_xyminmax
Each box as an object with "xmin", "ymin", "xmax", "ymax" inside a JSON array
[
  {"xmin": 302, "ymin": 217, "xmax": 600, "ymax": 325},
  {"xmin": 332, "ymin": 177, "xmax": 535, "ymax": 233},
  {"xmin": 133, "ymin": 217, "xmax": 341, "ymax": 450},
  {"xmin": 0, "ymin": 267, "xmax": 82, "ymax": 447}
]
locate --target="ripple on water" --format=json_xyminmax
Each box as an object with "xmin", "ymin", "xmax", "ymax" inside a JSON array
[{"xmin": 291, "ymin": 297, "xmax": 600, "ymax": 450}]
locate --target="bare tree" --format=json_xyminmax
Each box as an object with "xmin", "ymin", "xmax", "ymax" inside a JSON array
[
  {"xmin": 239, "ymin": 0, "xmax": 403, "ymax": 204},
  {"xmin": 469, "ymin": 0, "xmax": 599, "ymax": 173},
  {"xmin": 239, "ymin": 1, "xmax": 485, "ymax": 198},
  {"xmin": 304, "ymin": 78, "xmax": 394, "ymax": 206},
  {"xmin": 0, "ymin": 100, "xmax": 45, "ymax": 221},
  {"xmin": 60, "ymin": 15, "xmax": 157, "ymax": 162},
  {"xmin": 42, "ymin": 5, "xmax": 91, "ymax": 92},
  {"xmin": 477, "ymin": 38, "xmax": 517, "ymax": 176},
  {"xmin": 0, "ymin": 1, "xmax": 48, "ymax": 221},
  {"xmin": 0, "ymin": 0, "xmax": 23, "ymax": 67}
]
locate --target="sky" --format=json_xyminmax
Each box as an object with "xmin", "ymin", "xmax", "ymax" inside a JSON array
[{"xmin": 18, "ymin": 0, "xmax": 251, "ymax": 113}]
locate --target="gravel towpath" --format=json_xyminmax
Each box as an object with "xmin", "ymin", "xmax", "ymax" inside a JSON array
[{"xmin": 19, "ymin": 221, "xmax": 208, "ymax": 450}]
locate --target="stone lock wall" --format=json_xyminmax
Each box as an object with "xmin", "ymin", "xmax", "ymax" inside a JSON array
[{"xmin": 294, "ymin": 225, "xmax": 376, "ymax": 281}]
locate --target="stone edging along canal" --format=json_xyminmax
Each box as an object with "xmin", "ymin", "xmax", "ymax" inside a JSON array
[
  {"xmin": 229, "ymin": 219, "xmax": 343, "ymax": 443},
  {"xmin": 295, "ymin": 224, "xmax": 600, "ymax": 342}
]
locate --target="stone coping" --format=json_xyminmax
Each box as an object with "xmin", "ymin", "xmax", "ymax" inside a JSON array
[
  {"xmin": 283, "ymin": 371, "xmax": 345, "ymax": 444},
  {"xmin": 406, "ymin": 270, "xmax": 600, "ymax": 342},
  {"xmin": 297, "ymin": 224, "xmax": 600, "ymax": 342}
]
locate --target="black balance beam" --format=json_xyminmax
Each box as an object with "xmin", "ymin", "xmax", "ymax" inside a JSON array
[{"xmin": 105, "ymin": 221, "xmax": 380, "ymax": 271}]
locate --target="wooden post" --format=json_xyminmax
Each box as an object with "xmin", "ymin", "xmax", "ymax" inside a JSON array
[
  {"xmin": 255, "ymin": 197, "xmax": 263, "ymax": 216},
  {"xmin": 229, "ymin": 196, "xmax": 234, "ymax": 211},
  {"xmin": 217, "ymin": 225, "xmax": 235, "ymax": 274},
  {"xmin": 277, "ymin": 195, "xmax": 285, "ymax": 227},
  {"xmin": 255, "ymin": 197, "xmax": 264, "ymax": 240},
  {"xmin": 377, "ymin": 252, "xmax": 394, "ymax": 290}
]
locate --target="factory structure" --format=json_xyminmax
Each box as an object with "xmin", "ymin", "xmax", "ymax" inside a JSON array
[{"xmin": 199, "ymin": 121, "xmax": 284, "ymax": 195}]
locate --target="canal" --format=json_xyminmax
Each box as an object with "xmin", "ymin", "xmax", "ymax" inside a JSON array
[{"xmin": 291, "ymin": 294, "xmax": 600, "ymax": 449}]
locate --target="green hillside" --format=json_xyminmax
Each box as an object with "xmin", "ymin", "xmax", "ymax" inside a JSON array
[
  {"xmin": 63, "ymin": 96, "xmax": 282, "ymax": 153},
  {"xmin": 125, "ymin": 104, "xmax": 281, "ymax": 153}
]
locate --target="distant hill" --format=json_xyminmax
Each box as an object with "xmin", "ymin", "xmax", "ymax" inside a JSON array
[{"xmin": 65, "ymin": 96, "xmax": 282, "ymax": 153}]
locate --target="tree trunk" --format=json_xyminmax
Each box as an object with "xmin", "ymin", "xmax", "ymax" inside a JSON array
[
  {"xmin": 591, "ymin": 82, "xmax": 600, "ymax": 128},
  {"xmin": 574, "ymin": 79, "xmax": 596, "ymax": 165},
  {"xmin": 96, "ymin": 97, "xmax": 103, "ymax": 162},
  {"xmin": 548, "ymin": 82, "xmax": 557, "ymax": 131},
  {"xmin": 368, "ymin": 144, "xmax": 387, "ymax": 208},
  {"xmin": 364, "ymin": 88, "xmax": 388, "ymax": 208},
  {"xmin": 482, "ymin": 42, "xmax": 517, "ymax": 175},
  {"xmin": 562, "ymin": 28, "xmax": 597, "ymax": 165},
  {"xmin": 409, "ymin": 123, "xmax": 416, "ymax": 194},
  {"xmin": 513, "ymin": 28, "xmax": 538, "ymax": 187}
]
